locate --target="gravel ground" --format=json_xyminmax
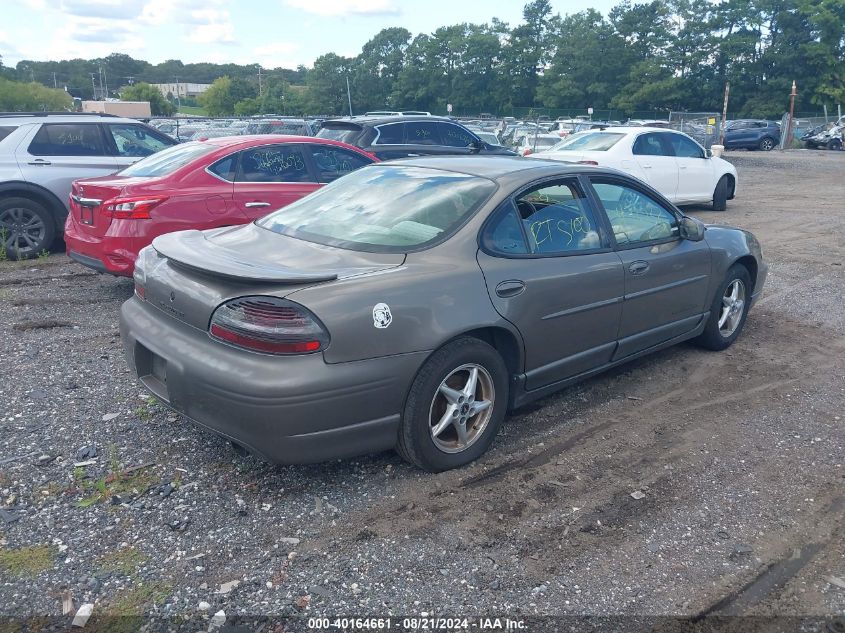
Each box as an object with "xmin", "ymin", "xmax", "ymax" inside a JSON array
[{"xmin": 0, "ymin": 150, "xmax": 843, "ymax": 631}]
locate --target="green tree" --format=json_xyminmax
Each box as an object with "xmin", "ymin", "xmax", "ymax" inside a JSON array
[
  {"xmin": 306, "ymin": 54, "xmax": 354, "ymax": 114},
  {"xmin": 353, "ymin": 27, "xmax": 412, "ymax": 110},
  {"xmin": 0, "ymin": 77, "xmax": 73, "ymax": 111},
  {"xmin": 120, "ymin": 82, "xmax": 175, "ymax": 115},
  {"xmin": 199, "ymin": 76, "xmax": 236, "ymax": 116}
]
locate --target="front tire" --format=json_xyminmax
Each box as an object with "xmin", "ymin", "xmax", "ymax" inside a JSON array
[
  {"xmin": 712, "ymin": 176, "xmax": 729, "ymax": 211},
  {"xmin": 397, "ymin": 337, "xmax": 509, "ymax": 472},
  {"xmin": 829, "ymin": 139, "xmax": 843, "ymax": 151},
  {"xmin": 693, "ymin": 264, "xmax": 752, "ymax": 351},
  {"xmin": 0, "ymin": 197, "xmax": 56, "ymax": 259}
]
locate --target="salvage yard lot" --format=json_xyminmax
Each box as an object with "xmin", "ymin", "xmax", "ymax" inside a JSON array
[{"xmin": 0, "ymin": 151, "xmax": 843, "ymax": 624}]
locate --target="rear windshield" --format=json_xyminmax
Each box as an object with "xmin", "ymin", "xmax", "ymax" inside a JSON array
[
  {"xmin": 525, "ymin": 137, "xmax": 558, "ymax": 148},
  {"xmin": 554, "ymin": 132, "xmax": 625, "ymax": 152},
  {"xmin": 257, "ymin": 165, "xmax": 496, "ymax": 252},
  {"xmin": 118, "ymin": 141, "xmax": 216, "ymax": 177},
  {"xmin": 316, "ymin": 125, "xmax": 361, "ymax": 144},
  {"xmin": 0, "ymin": 126, "xmax": 17, "ymax": 141}
]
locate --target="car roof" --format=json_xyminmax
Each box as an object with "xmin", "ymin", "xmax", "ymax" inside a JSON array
[
  {"xmin": 0, "ymin": 112, "xmax": 139, "ymax": 124},
  {"xmin": 377, "ymin": 155, "xmax": 610, "ymax": 180},
  {"xmin": 198, "ymin": 134, "xmax": 372, "ymax": 155},
  {"xmin": 321, "ymin": 115, "xmax": 453, "ymax": 127}
]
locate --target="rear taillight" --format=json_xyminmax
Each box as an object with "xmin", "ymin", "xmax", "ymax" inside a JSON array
[
  {"xmin": 523, "ymin": 148, "xmax": 533, "ymax": 156},
  {"xmin": 578, "ymin": 160, "xmax": 599, "ymax": 165},
  {"xmin": 134, "ymin": 283, "xmax": 145, "ymax": 300},
  {"xmin": 102, "ymin": 196, "xmax": 168, "ymax": 220},
  {"xmin": 209, "ymin": 296, "xmax": 329, "ymax": 355}
]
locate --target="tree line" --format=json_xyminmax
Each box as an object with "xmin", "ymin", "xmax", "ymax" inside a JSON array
[{"xmin": 2, "ymin": 0, "xmax": 843, "ymax": 118}]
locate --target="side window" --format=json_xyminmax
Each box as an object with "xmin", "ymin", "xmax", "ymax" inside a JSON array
[
  {"xmin": 515, "ymin": 180, "xmax": 602, "ymax": 254},
  {"xmin": 441, "ymin": 123, "xmax": 477, "ymax": 148},
  {"xmin": 374, "ymin": 123, "xmax": 404, "ymax": 145},
  {"xmin": 208, "ymin": 153, "xmax": 237, "ymax": 181},
  {"xmin": 0, "ymin": 126, "xmax": 18, "ymax": 142},
  {"xmin": 236, "ymin": 145, "xmax": 313, "ymax": 183},
  {"xmin": 591, "ymin": 181, "xmax": 678, "ymax": 246},
  {"xmin": 668, "ymin": 134, "xmax": 704, "ymax": 159},
  {"xmin": 482, "ymin": 200, "xmax": 528, "ymax": 255},
  {"xmin": 310, "ymin": 145, "xmax": 372, "ymax": 182},
  {"xmin": 632, "ymin": 133, "xmax": 671, "ymax": 157},
  {"xmin": 28, "ymin": 124, "xmax": 106, "ymax": 156},
  {"xmin": 107, "ymin": 124, "xmax": 172, "ymax": 157},
  {"xmin": 405, "ymin": 120, "xmax": 443, "ymax": 145}
]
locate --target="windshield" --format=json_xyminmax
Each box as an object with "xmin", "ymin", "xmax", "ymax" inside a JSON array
[
  {"xmin": 316, "ymin": 126, "xmax": 360, "ymax": 143},
  {"xmin": 525, "ymin": 137, "xmax": 558, "ymax": 148},
  {"xmin": 118, "ymin": 142, "xmax": 216, "ymax": 177},
  {"xmin": 552, "ymin": 132, "xmax": 625, "ymax": 152},
  {"xmin": 257, "ymin": 165, "xmax": 496, "ymax": 252}
]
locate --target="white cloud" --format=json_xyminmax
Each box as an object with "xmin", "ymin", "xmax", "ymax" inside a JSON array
[
  {"xmin": 253, "ymin": 42, "xmax": 301, "ymax": 69},
  {"xmin": 285, "ymin": 0, "xmax": 398, "ymax": 17}
]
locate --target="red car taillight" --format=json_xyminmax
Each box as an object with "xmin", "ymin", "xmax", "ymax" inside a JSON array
[
  {"xmin": 102, "ymin": 196, "xmax": 168, "ymax": 220},
  {"xmin": 209, "ymin": 296, "xmax": 330, "ymax": 355},
  {"xmin": 523, "ymin": 148, "xmax": 533, "ymax": 156}
]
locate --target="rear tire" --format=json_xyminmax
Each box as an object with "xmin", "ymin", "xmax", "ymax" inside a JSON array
[
  {"xmin": 0, "ymin": 197, "xmax": 55, "ymax": 260},
  {"xmin": 397, "ymin": 337, "xmax": 509, "ymax": 472},
  {"xmin": 712, "ymin": 176, "xmax": 729, "ymax": 212},
  {"xmin": 758, "ymin": 137, "xmax": 775, "ymax": 151},
  {"xmin": 829, "ymin": 139, "xmax": 842, "ymax": 151},
  {"xmin": 693, "ymin": 264, "xmax": 752, "ymax": 351}
]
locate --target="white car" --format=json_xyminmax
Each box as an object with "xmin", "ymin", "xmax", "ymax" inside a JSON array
[
  {"xmin": 528, "ymin": 127, "xmax": 737, "ymax": 210},
  {"xmin": 516, "ymin": 133, "xmax": 561, "ymax": 156}
]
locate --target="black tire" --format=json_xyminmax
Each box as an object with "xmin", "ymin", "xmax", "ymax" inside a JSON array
[
  {"xmin": 693, "ymin": 264, "xmax": 752, "ymax": 351},
  {"xmin": 758, "ymin": 137, "xmax": 776, "ymax": 151},
  {"xmin": 712, "ymin": 176, "xmax": 729, "ymax": 211},
  {"xmin": 829, "ymin": 139, "xmax": 842, "ymax": 151},
  {"xmin": 397, "ymin": 336, "xmax": 509, "ymax": 472},
  {"xmin": 0, "ymin": 196, "xmax": 56, "ymax": 260}
]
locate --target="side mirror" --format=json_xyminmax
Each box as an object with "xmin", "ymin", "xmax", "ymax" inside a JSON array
[
  {"xmin": 468, "ymin": 139, "xmax": 483, "ymax": 153},
  {"xmin": 679, "ymin": 216, "xmax": 705, "ymax": 241},
  {"xmin": 704, "ymin": 149, "xmax": 712, "ymax": 158}
]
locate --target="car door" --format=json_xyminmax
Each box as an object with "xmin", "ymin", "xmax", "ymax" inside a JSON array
[
  {"xmin": 476, "ymin": 177, "xmax": 624, "ymax": 390},
  {"xmin": 665, "ymin": 132, "xmax": 715, "ymax": 204},
  {"xmin": 232, "ymin": 143, "xmax": 320, "ymax": 220},
  {"xmin": 631, "ymin": 132, "xmax": 679, "ymax": 201},
  {"xmin": 586, "ymin": 176, "xmax": 711, "ymax": 359},
  {"xmin": 104, "ymin": 122, "xmax": 175, "ymax": 168},
  {"xmin": 17, "ymin": 123, "xmax": 118, "ymax": 211}
]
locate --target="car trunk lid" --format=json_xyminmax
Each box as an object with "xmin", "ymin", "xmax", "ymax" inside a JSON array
[
  {"xmin": 70, "ymin": 176, "xmax": 151, "ymax": 237},
  {"xmin": 142, "ymin": 223, "xmax": 404, "ymax": 331}
]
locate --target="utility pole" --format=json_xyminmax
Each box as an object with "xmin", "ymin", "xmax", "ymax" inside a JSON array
[
  {"xmin": 90, "ymin": 73, "xmax": 97, "ymax": 100},
  {"xmin": 786, "ymin": 80, "xmax": 797, "ymax": 150},
  {"xmin": 346, "ymin": 75, "xmax": 353, "ymax": 117},
  {"xmin": 52, "ymin": 72, "xmax": 57, "ymax": 88},
  {"xmin": 719, "ymin": 82, "xmax": 730, "ymax": 145},
  {"xmin": 257, "ymin": 67, "xmax": 263, "ymax": 97}
]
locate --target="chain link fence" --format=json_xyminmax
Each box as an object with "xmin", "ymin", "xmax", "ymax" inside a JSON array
[
  {"xmin": 778, "ymin": 114, "xmax": 845, "ymax": 149},
  {"xmin": 142, "ymin": 116, "xmax": 319, "ymax": 142},
  {"xmin": 668, "ymin": 112, "xmax": 721, "ymax": 148}
]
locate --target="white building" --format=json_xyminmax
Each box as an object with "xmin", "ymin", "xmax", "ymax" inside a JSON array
[{"xmin": 152, "ymin": 82, "xmax": 212, "ymax": 99}]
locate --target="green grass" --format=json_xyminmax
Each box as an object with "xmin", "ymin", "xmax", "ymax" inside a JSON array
[
  {"xmin": 177, "ymin": 105, "xmax": 206, "ymax": 116},
  {"xmin": 77, "ymin": 465, "xmax": 157, "ymax": 507},
  {"xmin": 90, "ymin": 583, "xmax": 171, "ymax": 633},
  {"xmin": 98, "ymin": 547, "xmax": 147, "ymax": 576},
  {"xmin": 0, "ymin": 545, "xmax": 54, "ymax": 576}
]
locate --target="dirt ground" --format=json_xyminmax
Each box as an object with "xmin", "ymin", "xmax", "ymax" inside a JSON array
[{"xmin": 0, "ymin": 150, "xmax": 843, "ymax": 631}]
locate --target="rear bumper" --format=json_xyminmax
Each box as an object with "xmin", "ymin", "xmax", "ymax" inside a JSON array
[
  {"xmin": 63, "ymin": 216, "xmax": 139, "ymax": 277},
  {"xmin": 120, "ymin": 297, "xmax": 428, "ymax": 464}
]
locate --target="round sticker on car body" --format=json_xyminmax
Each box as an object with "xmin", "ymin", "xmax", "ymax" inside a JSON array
[{"xmin": 373, "ymin": 303, "xmax": 392, "ymax": 329}]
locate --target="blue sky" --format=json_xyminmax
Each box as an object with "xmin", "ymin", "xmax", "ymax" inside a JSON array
[{"xmin": 1, "ymin": 0, "xmax": 617, "ymax": 69}]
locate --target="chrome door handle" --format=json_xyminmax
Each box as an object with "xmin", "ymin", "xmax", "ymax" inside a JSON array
[
  {"xmin": 641, "ymin": 164, "xmax": 652, "ymax": 169},
  {"xmin": 244, "ymin": 201, "xmax": 270, "ymax": 208},
  {"xmin": 27, "ymin": 159, "xmax": 51, "ymax": 166}
]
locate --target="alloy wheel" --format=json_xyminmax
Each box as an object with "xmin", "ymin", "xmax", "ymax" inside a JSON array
[
  {"xmin": 428, "ymin": 363, "xmax": 495, "ymax": 454},
  {"xmin": 0, "ymin": 206, "xmax": 46, "ymax": 256},
  {"xmin": 718, "ymin": 279, "xmax": 746, "ymax": 337}
]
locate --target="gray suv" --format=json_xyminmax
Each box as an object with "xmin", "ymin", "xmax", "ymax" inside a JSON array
[{"xmin": 0, "ymin": 113, "xmax": 175, "ymax": 258}]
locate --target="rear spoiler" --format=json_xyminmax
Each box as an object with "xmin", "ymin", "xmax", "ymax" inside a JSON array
[{"xmin": 152, "ymin": 230, "xmax": 338, "ymax": 283}]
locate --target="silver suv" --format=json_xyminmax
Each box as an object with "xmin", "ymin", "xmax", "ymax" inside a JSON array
[{"xmin": 0, "ymin": 113, "xmax": 175, "ymax": 258}]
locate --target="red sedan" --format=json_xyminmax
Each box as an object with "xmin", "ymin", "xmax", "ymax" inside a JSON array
[{"xmin": 64, "ymin": 135, "xmax": 377, "ymax": 277}]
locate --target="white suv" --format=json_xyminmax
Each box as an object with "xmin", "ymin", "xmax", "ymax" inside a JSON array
[{"xmin": 0, "ymin": 113, "xmax": 174, "ymax": 258}]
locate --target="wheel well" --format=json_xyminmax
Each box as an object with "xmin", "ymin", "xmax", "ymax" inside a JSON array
[
  {"xmin": 734, "ymin": 255, "xmax": 757, "ymax": 294},
  {"xmin": 0, "ymin": 184, "xmax": 67, "ymax": 232},
  {"xmin": 460, "ymin": 326, "xmax": 523, "ymax": 377},
  {"xmin": 725, "ymin": 174, "xmax": 736, "ymax": 199}
]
